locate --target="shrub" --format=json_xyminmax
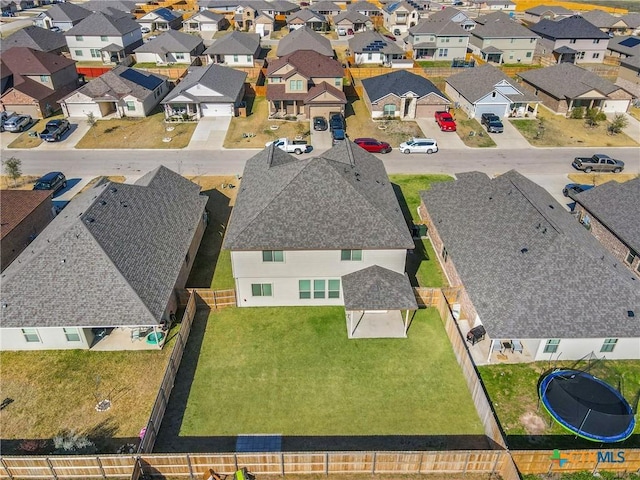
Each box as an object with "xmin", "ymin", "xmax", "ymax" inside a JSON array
[
  {"xmin": 608, "ymin": 113, "xmax": 628, "ymax": 134},
  {"xmin": 53, "ymin": 430, "xmax": 96, "ymax": 454},
  {"xmin": 569, "ymin": 107, "xmax": 585, "ymax": 119}
]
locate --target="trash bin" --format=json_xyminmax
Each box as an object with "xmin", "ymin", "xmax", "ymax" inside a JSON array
[{"xmin": 414, "ymin": 224, "xmax": 427, "ymax": 238}]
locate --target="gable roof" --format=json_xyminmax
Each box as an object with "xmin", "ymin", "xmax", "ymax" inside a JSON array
[
  {"xmin": 267, "ymin": 49, "xmax": 344, "ymax": 77},
  {"xmin": 189, "ymin": 9, "xmax": 224, "ymax": 22},
  {"xmin": 580, "ymin": 9, "xmax": 620, "ymax": 29},
  {"xmin": 525, "ymin": 5, "xmax": 573, "ymax": 16},
  {"xmin": 45, "ymin": 2, "xmax": 91, "ymax": 22},
  {"xmin": 310, "ymin": 0, "xmax": 340, "ymax": 12},
  {"xmin": 409, "ymin": 18, "xmax": 471, "ymax": 36},
  {"xmin": 428, "ymin": 7, "xmax": 474, "ymax": 23},
  {"xmin": 347, "ymin": 0, "xmax": 381, "ymax": 13},
  {"xmin": 277, "ymin": 26, "xmax": 333, "ymax": 57},
  {"xmin": 223, "ymin": 142, "xmax": 414, "ymax": 251},
  {"xmin": 621, "ymin": 12, "xmax": 640, "ymax": 28},
  {"xmin": 1, "ymin": 167, "xmax": 208, "ymax": 329},
  {"xmin": 65, "ymin": 11, "xmax": 140, "ymax": 36},
  {"xmin": 473, "ymin": 11, "xmax": 538, "ymax": 38},
  {"xmin": 286, "ymin": 8, "xmax": 326, "ymax": 22},
  {"xmin": 362, "ymin": 70, "xmax": 448, "ymax": 103},
  {"xmin": 529, "ymin": 15, "xmax": 610, "ymax": 40},
  {"xmin": 2, "ymin": 46, "xmax": 76, "ymax": 75},
  {"xmin": 607, "ymin": 35, "xmax": 640, "ymax": 57},
  {"xmin": 447, "ymin": 63, "xmax": 538, "ymax": 103},
  {"xmin": 204, "ymin": 30, "xmax": 260, "ymax": 55},
  {"xmin": 81, "ymin": 0, "xmax": 138, "ymax": 13},
  {"xmin": 384, "ymin": 1, "xmax": 415, "ymax": 14},
  {"xmin": 574, "ymin": 178, "xmax": 640, "ymax": 254},
  {"xmin": 342, "ymin": 265, "xmax": 418, "ymax": 310},
  {"xmin": 333, "ymin": 9, "xmax": 371, "ymax": 24},
  {"xmin": 0, "ymin": 190, "xmax": 52, "ymax": 241},
  {"xmin": 134, "ymin": 30, "xmax": 203, "ymax": 54},
  {"xmin": 518, "ymin": 63, "xmax": 623, "ymax": 99},
  {"xmin": 0, "ymin": 25, "xmax": 67, "ymax": 53},
  {"xmin": 420, "ymin": 170, "xmax": 640, "ymax": 339},
  {"xmin": 140, "ymin": 7, "xmax": 181, "ymax": 22},
  {"xmin": 161, "ymin": 63, "xmax": 247, "ymax": 103},
  {"xmin": 349, "ymin": 30, "xmax": 404, "ymax": 55}
]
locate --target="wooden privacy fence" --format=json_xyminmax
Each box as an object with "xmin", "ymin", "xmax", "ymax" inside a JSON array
[{"xmin": 176, "ymin": 288, "xmax": 237, "ymax": 310}]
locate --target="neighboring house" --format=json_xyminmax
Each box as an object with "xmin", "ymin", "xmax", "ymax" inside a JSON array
[
  {"xmin": 310, "ymin": 0, "xmax": 340, "ymax": 18},
  {"xmin": 266, "ymin": 49, "xmax": 346, "ymax": 118},
  {"xmin": 203, "ymin": 31, "xmax": 260, "ymax": 66},
  {"xmin": 0, "ymin": 190, "xmax": 55, "ymax": 273},
  {"xmin": 615, "ymin": 55, "xmax": 640, "ymax": 100},
  {"xmin": 223, "ymin": 142, "xmax": 417, "ymax": 338},
  {"xmin": 253, "ymin": 12, "xmax": 275, "ymax": 38},
  {"xmin": 361, "ymin": 69, "xmax": 450, "ymax": 119},
  {"xmin": 469, "ymin": 11, "xmax": 539, "ymax": 64},
  {"xmin": 529, "ymin": 15, "xmax": 610, "ymax": 64},
  {"xmin": 405, "ymin": 18, "xmax": 470, "ymax": 61},
  {"xmin": 33, "ymin": 2, "xmax": 91, "ymax": 31},
  {"xmin": 383, "ymin": 1, "xmax": 421, "ymax": 34},
  {"xmin": 446, "ymin": 63, "xmax": 540, "ymax": 118},
  {"xmin": 427, "ymin": 7, "xmax": 476, "ymax": 31},
  {"xmin": 332, "ymin": 10, "xmax": 373, "ymax": 34},
  {"xmin": 0, "ymin": 47, "xmax": 80, "ymax": 118},
  {"xmin": 0, "ymin": 26, "xmax": 68, "ymax": 55},
  {"xmin": 161, "ymin": 63, "xmax": 247, "ymax": 119},
  {"xmin": 59, "ymin": 65, "xmax": 169, "ymax": 118},
  {"xmin": 183, "ymin": 9, "xmax": 227, "ymax": 32},
  {"xmin": 81, "ymin": 0, "xmax": 138, "ymax": 15},
  {"xmin": 277, "ymin": 26, "xmax": 334, "ymax": 57},
  {"xmin": 606, "ymin": 35, "xmax": 640, "ymax": 59},
  {"xmin": 64, "ymin": 11, "xmax": 143, "ymax": 64},
  {"xmin": 418, "ymin": 170, "xmax": 640, "ymax": 364},
  {"xmin": 518, "ymin": 62, "xmax": 632, "ymax": 114},
  {"xmin": 468, "ymin": 0, "xmax": 515, "ymax": 11},
  {"xmin": 523, "ymin": 5, "xmax": 573, "ymax": 24},
  {"xmin": 347, "ymin": 0, "xmax": 382, "ymax": 18},
  {"xmin": 620, "ymin": 12, "xmax": 640, "ymax": 35},
  {"xmin": 349, "ymin": 30, "xmax": 405, "ymax": 65},
  {"xmin": 134, "ymin": 30, "xmax": 205, "ymax": 65},
  {"xmin": 138, "ymin": 8, "xmax": 183, "ymax": 32},
  {"xmin": 1, "ymin": 1, "xmax": 18, "ymax": 15},
  {"xmin": 286, "ymin": 9, "xmax": 328, "ymax": 32},
  {"xmin": 580, "ymin": 9, "xmax": 628, "ymax": 37},
  {"xmin": 571, "ymin": 178, "xmax": 640, "ymax": 279},
  {"xmin": 234, "ymin": 0, "xmax": 300, "ymax": 31},
  {"xmin": 0, "ymin": 167, "xmax": 208, "ymax": 352}
]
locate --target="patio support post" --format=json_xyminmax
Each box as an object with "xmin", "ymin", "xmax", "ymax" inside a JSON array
[
  {"xmin": 153, "ymin": 325, "xmax": 160, "ymax": 349},
  {"xmin": 403, "ymin": 310, "xmax": 409, "ymax": 336}
]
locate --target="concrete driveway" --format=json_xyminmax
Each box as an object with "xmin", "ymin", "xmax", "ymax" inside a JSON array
[
  {"xmin": 415, "ymin": 118, "xmax": 467, "ymax": 150},
  {"xmin": 36, "ymin": 118, "xmax": 91, "ymax": 150},
  {"xmin": 186, "ymin": 117, "xmax": 232, "ymax": 150},
  {"xmin": 310, "ymin": 125, "xmax": 333, "ymax": 152},
  {"xmin": 523, "ymin": 173, "xmax": 573, "ymax": 211},
  {"xmin": 485, "ymin": 119, "xmax": 531, "ymax": 149}
]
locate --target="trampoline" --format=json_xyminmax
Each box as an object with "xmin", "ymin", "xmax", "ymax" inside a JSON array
[{"xmin": 539, "ymin": 369, "xmax": 635, "ymax": 443}]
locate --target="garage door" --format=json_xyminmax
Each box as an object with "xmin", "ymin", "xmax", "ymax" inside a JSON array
[
  {"xmin": 65, "ymin": 103, "xmax": 102, "ymax": 118},
  {"xmin": 201, "ymin": 103, "xmax": 233, "ymax": 117},
  {"xmin": 415, "ymin": 104, "xmax": 441, "ymax": 118},
  {"xmin": 601, "ymin": 100, "xmax": 630, "ymax": 113},
  {"xmin": 473, "ymin": 103, "xmax": 507, "ymax": 118},
  {"xmin": 309, "ymin": 105, "xmax": 337, "ymax": 119}
]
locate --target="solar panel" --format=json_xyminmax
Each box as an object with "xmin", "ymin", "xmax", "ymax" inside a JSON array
[
  {"xmin": 619, "ymin": 37, "xmax": 640, "ymax": 48},
  {"xmin": 119, "ymin": 68, "xmax": 163, "ymax": 90}
]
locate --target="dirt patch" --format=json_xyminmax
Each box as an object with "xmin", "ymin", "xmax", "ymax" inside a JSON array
[
  {"xmin": 567, "ymin": 172, "xmax": 639, "ymax": 186},
  {"xmin": 520, "ymin": 411, "xmax": 547, "ymax": 435},
  {"xmin": 0, "ymin": 174, "xmax": 40, "ymax": 190}
]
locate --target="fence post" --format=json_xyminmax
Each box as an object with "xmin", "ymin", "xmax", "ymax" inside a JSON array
[
  {"xmin": 325, "ymin": 453, "xmax": 329, "ymax": 476},
  {"xmin": 372, "ymin": 452, "xmax": 376, "ymax": 474},
  {"xmin": 463, "ymin": 451, "xmax": 470, "ymax": 474},
  {"xmin": 46, "ymin": 458, "xmax": 58, "ymax": 480},
  {"xmin": 186, "ymin": 453, "xmax": 195, "ymax": 480},
  {"xmin": 96, "ymin": 456, "xmax": 107, "ymax": 479},
  {"xmin": 234, "ymin": 453, "xmax": 238, "ymax": 471},
  {"xmin": 280, "ymin": 452, "xmax": 285, "ymax": 476},
  {"xmin": 0, "ymin": 458, "xmax": 13, "ymax": 480}
]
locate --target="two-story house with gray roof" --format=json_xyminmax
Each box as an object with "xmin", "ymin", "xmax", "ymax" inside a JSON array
[
  {"xmin": 223, "ymin": 142, "xmax": 418, "ymax": 338},
  {"xmin": 349, "ymin": 30, "xmax": 405, "ymax": 65},
  {"xmin": 277, "ymin": 26, "xmax": 334, "ymax": 57},
  {"xmin": 469, "ymin": 11, "xmax": 539, "ymax": 64},
  {"xmin": 523, "ymin": 5, "xmax": 573, "ymax": 24},
  {"xmin": 0, "ymin": 167, "xmax": 208, "ymax": 351},
  {"xmin": 529, "ymin": 15, "xmax": 610, "ymax": 64},
  {"xmin": 1, "ymin": 25, "xmax": 68, "ymax": 55},
  {"xmin": 405, "ymin": 18, "xmax": 470, "ymax": 61},
  {"xmin": 34, "ymin": 2, "xmax": 91, "ymax": 31},
  {"xmin": 134, "ymin": 30, "xmax": 205, "ymax": 65},
  {"xmin": 382, "ymin": 1, "xmax": 421, "ymax": 34},
  {"xmin": 203, "ymin": 31, "xmax": 261, "ymax": 66},
  {"xmin": 419, "ymin": 170, "xmax": 640, "ymax": 364}
]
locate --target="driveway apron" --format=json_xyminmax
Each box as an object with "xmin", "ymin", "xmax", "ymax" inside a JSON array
[
  {"xmin": 415, "ymin": 118, "xmax": 468, "ymax": 150},
  {"xmin": 186, "ymin": 117, "xmax": 232, "ymax": 150},
  {"xmin": 486, "ymin": 119, "xmax": 531, "ymax": 149}
]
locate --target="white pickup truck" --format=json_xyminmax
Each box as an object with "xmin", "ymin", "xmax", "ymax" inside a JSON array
[{"xmin": 265, "ymin": 138, "xmax": 310, "ymax": 155}]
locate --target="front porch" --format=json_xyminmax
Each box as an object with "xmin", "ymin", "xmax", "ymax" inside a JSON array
[
  {"xmin": 163, "ymin": 102, "xmax": 200, "ymax": 121},
  {"xmin": 509, "ymin": 101, "xmax": 539, "ymax": 118},
  {"xmin": 268, "ymin": 99, "xmax": 306, "ymax": 118}
]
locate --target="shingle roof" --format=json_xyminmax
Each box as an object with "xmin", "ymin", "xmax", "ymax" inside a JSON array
[
  {"xmin": 1, "ymin": 46, "xmax": 76, "ymax": 75},
  {"xmin": 204, "ymin": 31, "xmax": 260, "ymax": 55},
  {"xmin": 310, "ymin": 0, "xmax": 340, "ymax": 12},
  {"xmin": 529, "ymin": 15, "xmax": 610, "ymax": 40},
  {"xmin": 447, "ymin": 63, "xmax": 538, "ymax": 103},
  {"xmin": 428, "ymin": 7, "xmax": 473, "ymax": 23},
  {"xmin": 45, "ymin": 2, "xmax": 91, "ymax": 22},
  {"xmin": 223, "ymin": 142, "xmax": 414, "ymax": 251},
  {"xmin": 574, "ymin": 178, "xmax": 640, "ymax": 254},
  {"xmin": 580, "ymin": 9, "xmax": 619, "ymax": 29},
  {"xmin": 189, "ymin": 9, "xmax": 224, "ymax": 22},
  {"xmin": 267, "ymin": 49, "xmax": 344, "ymax": 78},
  {"xmin": 81, "ymin": 0, "xmax": 138, "ymax": 13},
  {"xmin": 525, "ymin": 5, "xmax": 573, "ymax": 16},
  {"xmin": 1, "ymin": 167, "xmax": 208, "ymax": 329},
  {"xmin": 518, "ymin": 63, "xmax": 622, "ymax": 99},
  {"xmin": 347, "ymin": 0, "xmax": 381, "ymax": 13},
  {"xmin": 0, "ymin": 190, "xmax": 52, "ymax": 241},
  {"xmin": 420, "ymin": 170, "xmax": 640, "ymax": 339},
  {"xmin": 140, "ymin": 7, "xmax": 180, "ymax": 22},
  {"xmin": 621, "ymin": 12, "xmax": 640, "ymax": 28},
  {"xmin": 384, "ymin": 1, "xmax": 414, "ymax": 14},
  {"xmin": 342, "ymin": 265, "xmax": 418, "ymax": 310},
  {"xmin": 0, "ymin": 25, "xmax": 67, "ymax": 53},
  {"xmin": 607, "ymin": 35, "xmax": 640, "ymax": 58},
  {"xmin": 134, "ymin": 30, "xmax": 203, "ymax": 54},
  {"xmin": 277, "ymin": 26, "xmax": 333, "ymax": 56},
  {"xmin": 473, "ymin": 11, "xmax": 538, "ymax": 38},
  {"xmin": 349, "ymin": 30, "xmax": 404, "ymax": 55},
  {"xmin": 409, "ymin": 18, "xmax": 470, "ymax": 36},
  {"xmin": 161, "ymin": 63, "xmax": 247, "ymax": 103},
  {"xmin": 362, "ymin": 70, "xmax": 448, "ymax": 103},
  {"xmin": 286, "ymin": 8, "xmax": 326, "ymax": 23},
  {"xmin": 333, "ymin": 9, "xmax": 371, "ymax": 24},
  {"xmin": 65, "ymin": 11, "xmax": 140, "ymax": 36},
  {"xmin": 620, "ymin": 55, "xmax": 640, "ymax": 71}
]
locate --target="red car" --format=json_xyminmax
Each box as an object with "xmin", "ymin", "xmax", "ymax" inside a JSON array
[{"xmin": 354, "ymin": 138, "xmax": 392, "ymax": 153}]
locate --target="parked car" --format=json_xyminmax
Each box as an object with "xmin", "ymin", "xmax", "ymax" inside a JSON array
[
  {"xmin": 265, "ymin": 137, "xmax": 310, "ymax": 154},
  {"xmin": 337, "ymin": 27, "xmax": 346, "ymax": 36},
  {"xmin": 572, "ymin": 154, "xmax": 624, "ymax": 173},
  {"xmin": 332, "ymin": 128, "xmax": 346, "ymax": 145},
  {"xmin": 434, "ymin": 111, "xmax": 457, "ymax": 132},
  {"xmin": 399, "ymin": 138, "xmax": 438, "ymax": 154},
  {"xmin": 141, "ymin": 26, "xmax": 151, "ymax": 33},
  {"xmin": 313, "ymin": 116, "xmax": 327, "ymax": 131},
  {"xmin": 33, "ymin": 172, "xmax": 66, "ymax": 193},
  {"xmin": 39, "ymin": 119, "xmax": 70, "ymax": 142},
  {"xmin": 3, "ymin": 114, "xmax": 32, "ymax": 132},
  {"xmin": 393, "ymin": 28, "xmax": 401, "ymax": 36},
  {"xmin": 354, "ymin": 138, "xmax": 391, "ymax": 153},
  {"xmin": 329, "ymin": 112, "xmax": 345, "ymax": 131},
  {"xmin": 347, "ymin": 28, "xmax": 354, "ymax": 35},
  {"xmin": 480, "ymin": 113, "xmax": 503, "ymax": 133},
  {"xmin": 49, "ymin": 26, "xmax": 62, "ymax": 32},
  {"xmin": 383, "ymin": 33, "xmax": 396, "ymax": 41},
  {"xmin": 563, "ymin": 183, "xmax": 594, "ymax": 197},
  {"xmin": 1, "ymin": 11, "xmax": 15, "ymax": 17},
  {"xmin": 0, "ymin": 111, "xmax": 16, "ymax": 132}
]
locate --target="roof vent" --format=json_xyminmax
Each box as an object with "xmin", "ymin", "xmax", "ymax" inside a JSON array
[
  {"xmin": 85, "ymin": 217, "xmax": 95, "ymax": 224},
  {"xmin": 628, "ymin": 311, "xmax": 635, "ymax": 318},
  {"xmin": 100, "ymin": 200, "xmax": 107, "ymax": 206},
  {"xmin": 488, "ymin": 196, "xmax": 492, "ymax": 200},
  {"xmin": 520, "ymin": 248, "xmax": 528, "ymax": 254},
  {"xmin": 110, "ymin": 188, "xmax": 117, "ymax": 193},
  {"xmin": 120, "ymin": 201, "xmax": 128, "ymax": 207},
  {"xmin": 549, "ymin": 204, "xmax": 554, "ymax": 209},
  {"xmin": 61, "ymin": 259, "xmax": 66, "ymax": 264}
]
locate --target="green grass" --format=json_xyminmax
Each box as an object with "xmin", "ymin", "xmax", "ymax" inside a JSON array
[
  {"xmin": 211, "ymin": 249, "xmax": 234, "ymax": 289},
  {"xmin": 390, "ymin": 174, "xmax": 454, "ymax": 223},
  {"xmin": 413, "ymin": 238, "xmax": 446, "ymax": 288},
  {"xmin": 415, "ymin": 61, "xmax": 453, "ymax": 68},
  {"xmin": 179, "ymin": 307, "xmax": 483, "ymax": 436}
]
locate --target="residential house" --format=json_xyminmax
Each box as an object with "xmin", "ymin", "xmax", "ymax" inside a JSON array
[
  {"xmin": 0, "ymin": 190, "xmax": 55, "ymax": 273},
  {"xmin": 81, "ymin": 0, "xmax": 138, "ymax": 16},
  {"xmin": 349, "ymin": 30, "xmax": 404, "ymax": 65},
  {"xmin": 253, "ymin": 12, "xmax": 275, "ymax": 38},
  {"xmin": 204, "ymin": 31, "xmax": 260, "ymax": 66},
  {"xmin": 277, "ymin": 26, "xmax": 334, "ymax": 57},
  {"xmin": 469, "ymin": 11, "xmax": 539, "ymax": 64},
  {"xmin": 234, "ymin": 0, "xmax": 299, "ymax": 31},
  {"xmin": 64, "ymin": 11, "xmax": 143, "ymax": 64},
  {"xmin": 0, "ymin": 26, "xmax": 68, "ymax": 55},
  {"xmin": 523, "ymin": 5, "xmax": 573, "ymax": 24},
  {"xmin": 310, "ymin": 0, "xmax": 340, "ymax": 18},
  {"xmin": 383, "ymin": 1, "xmax": 421, "ymax": 34},
  {"xmin": 445, "ymin": 63, "xmax": 540, "ymax": 118},
  {"xmin": 529, "ymin": 15, "xmax": 610, "ymax": 64},
  {"xmin": 468, "ymin": 0, "xmax": 515, "ymax": 11},
  {"xmin": 580, "ymin": 10, "xmax": 628, "ymax": 37},
  {"xmin": 347, "ymin": 0, "xmax": 382, "ymax": 18},
  {"xmin": 332, "ymin": 10, "xmax": 374, "ymax": 35},
  {"xmin": 606, "ymin": 35, "xmax": 640, "ymax": 59},
  {"xmin": 134, "ymin": 30, "xmax": 205, "ymax": 65},
  {"xmin": 33, "ymin": 2, "xmax": 91, "ymax": 31},
  {"xmin": 286, "ymin": 9, "xmax": 328, "ymax": 32},
  {"xmin": 59, "ymin": 65, "xmax": 169, "ymax": 118},
  {"xmin": 138, "ymin": 8, "xmax": 184, "ymax": 32},
  {"xmin": 161, "ymin": 63, "xmax": 247, "ymax": 119},
  {"xmin": 0, "ymin": 167, "xmax": 208, "ymax": 351},
  {"xmin": 405, "ymin": 18, "xmax": 470, "ymax": 61},
  {"xmin": 182, "ymin": 10, "xmax": 228, "ymax": 32},
  {"xmin": 223, "ymin": 142, "xmax": 417, "ymax": 338},
  {"xmin": 197, "ymin": 0, "xmax": 239, "ymax": 12},
  {"xmin": 1, "ymin": 1, "xmax": 18, "ymax": 16},
  {"xmin": 418, "ymin": 170, "xmax": 640, "ymax": 364},
  {"xmin": 620, "ymin": 12, "xmax": 640, "ymax": 35},
  {"xmin": 427, "ymin": 7, "xmax": 476, "ymax": 31},
  {"xmin": 361, "ymin": 69, "xmax": 450, "ymax": 119},
  {"xmin": 518, "ymin": 63, "xmax": 632, "ymax": 114},
  {"xmin": 266, "ymin": 49, "xmax": 346, "ymax": 118},
  {"xmin": 0, "ymin": 47, "xmax": 80, "ymax": 118},
  {"xmin": 615, "ymin": 55, "xmax": 640, "ymax": 100}
]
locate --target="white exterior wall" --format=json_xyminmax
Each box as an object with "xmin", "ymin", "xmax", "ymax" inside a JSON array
[
  {"xmin": 1, "ymin": 327, "xmax": 91, "ymax": 351},
  {"xmin": 531, "ymin": 337, "xmax": 640, "ymax": 361},
  {"xmin": 66, "ymin": 35, "xmax": 125, "ymax": 60},
  {"xmin": 355, "ymin": 51, "xmax": 386, "ymax": 65},
  {"xmin": 232, "ymin": 248, "xmax": 407, "ymax": 307},
  {"xmin": 601, "ymin": 98, "xmax": 631, "ymax": 113},
  {"xmin": 434, "ymin": 37, "xmax": 468, "ymax": 59},
  {"xmin": 554, "ymin": 38, "xmax": 607, "ymax": 63},
  {"xmin": 223, "ymin": 53, "xmax": 254, "ymax": 66},
  {"xmin": 136, "ymin": 51, "xmax": 193, "ymax": 64}
]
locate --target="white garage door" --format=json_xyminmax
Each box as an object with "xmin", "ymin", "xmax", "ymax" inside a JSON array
[
  {"xmin": 474, "ymin": 103, "xmax": 508, "ymax": 118},
  {"xmin": 201, "ymin": 23, "xmax": 217, "ymax": 31},
  {"xmin": 65, "ymin": 103, "xmax": 102, "ymax": 118},
  {"xmin": 201, "ymin": 103, "xmax": 233, "ymax": 117},
  {"xmin": 602, "ymin": 100, "xmax": 630, "ymax": 113}
]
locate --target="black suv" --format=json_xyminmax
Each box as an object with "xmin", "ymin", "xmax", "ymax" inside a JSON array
[
  {"xmin": 329, "ymin": 112, "xmax": 345, "ymax": 131},
  {"xmin": 313, "ymin": 116, "xmax": 327, "ymax": 131},
  {"xmin": 480, "ymin": 113, "xmax": 504, "ymax": 133},
  {"xmin": 33, "ymin": 172, "xmax": 66, "ymax": 193}
]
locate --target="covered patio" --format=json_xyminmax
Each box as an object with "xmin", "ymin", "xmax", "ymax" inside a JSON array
[
  {"xmin": 480, "ymin": 46, "xmax": 503, "ymax": 64},
  {"xmin": 342, "ymin": 265, "xmax": 418, "ymax": 339},
  {"xmin": 553, "ymin": 45, "xmax": 577, "ymax": 64},
  {"xmin": 100, "ymin": 44, "xmax": 126, "ymax": 64}
]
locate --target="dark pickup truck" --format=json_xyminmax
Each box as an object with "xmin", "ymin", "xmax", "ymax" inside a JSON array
[
  {"xmin": 39, "ymin": 119, "xmax": 70, "ymax": 142},
  {"xmin": 480, "ymin": 113, "xmax": 504, "ymax": 133},
  {"xmin": 572, "ymin": 154, "xmax": 624, "ymax": 173}
]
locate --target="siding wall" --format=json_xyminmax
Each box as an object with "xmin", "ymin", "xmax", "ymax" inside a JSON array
[{"xmin": 0, "ymin": 326, "xmax": 91, "ymax": 351}]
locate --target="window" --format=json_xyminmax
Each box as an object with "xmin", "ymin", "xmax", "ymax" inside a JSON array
[
  {"xmin": 75, "ymin": 50, "xmax": 83, "ymax": 57},
  {"xmin": 625, "ymin": 251, "xmax": 636, "ymax": 265},
  {"xmin": 341, "ymin": 249, "xmax": 362, "ymax": 261},
  {"xmin": 383, "ymin": 104, "xmax": 396, "ymax": 116},
  {"xmin": 299, "ymin": 280, "xmax": 311, "ymax": 299},
  {"xmin": 443, "ymin": 37, "xmax": 450, "ymax": 43},
  {"xmin": 600, "ymin": 338, "xmax": 618, "ymax": 353},
  {"xmin": 22, "ymin": 328, "xmax": 40, "ymax": 343},
  {"xmin": 526, "ymin": 51, "xmax": 532, "ymax": 58},
  {"xmin": 335, "ymin": 78, "xmax": 342, "ymax": 87},
  {"xmin": 314, "ymin": 279, "xmax": 326, "ymax": 299},
  {"xmin": 251, "ymin": 283, "xmax": 273, "ymax": 296},
  {"xmin": 593, "ymin": 39, "xmax": 600, "ymax": 44},
  {"xmin": 328, "ymin": 279, "xmax": 340, "ymax": 299},
  {"xmin": 576, "ymin": 51, "xmax": 585, "ymax": 60},
  {"xmin": 40, "ymin": 75, "xmax": 50, "ymax": 83},
  {"xmin": 442, "ymin": 246, "xmax": 448, "ymax": 262},
  {"xmin": 64, "ymin": 328, "xmax": 81, "ymax": 342},
  {"xmin": 176, "ymin": 53, "xmax": 185, "ymax": 60},
  {"xmin": 90, "ymin": 48, "xmax": 100, "ymax": 58},
  {"xmin": 126, "ymin": 101, "xmax": 135, "ymax": 111},
  {"xmin": 289, "ymin": 79, "xmax": 303, "ymax": 91},
  {"xmin": 367, "ymin": 52, "xmax": 373, "ymax": 60},
  {"xmin": 569, "ymin": 39, "xmax": 576, "ymax": 44},
  {"xmin": 262, "ymin": 250, "xmax": 284, "ymax": 262},
  {"xmin": 101, "ymin": 35, "xmax": 108, "ymax": 41},
  {"xmin": 76, "ymin": 35, "xmax": 83, "ymax": 41},
  {"xmin": 592, "ymin": 52, "xmax": 600, "ymax": 59},
  {"xmin": 247, "ymin": 55, "xmax": 252, "ymax": 62},
  {"xmin": 438, "ymin": 48, "xmax": 448, "ymax": 57},
  {"xmin": 233, "ymin": 54, "xmax": 239, "ymax": 62},
  {"xmin": 543, "ymin": 339, "xmax": 560, "ymax": 353}
]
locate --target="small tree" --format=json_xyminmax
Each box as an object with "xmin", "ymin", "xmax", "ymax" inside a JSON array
[
  {"xmin": 608, "ymin": 113, "xmax": 628, "ymax": 135},
  {"xmin": 585, "ymin": 107, "xmax": 606, "ymax": 128},
  {"xmin": 86, "ymin": 111, "xmax": 97, "ymax": 138},
  {"xmin": 569, "ymin": 106, "xmax": 585, "ymax": 119},
  {"xmin": 3, "ymin": 156, "xmax": 22, "ymax": 187}
]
